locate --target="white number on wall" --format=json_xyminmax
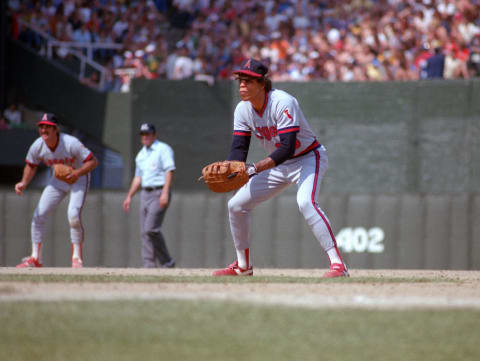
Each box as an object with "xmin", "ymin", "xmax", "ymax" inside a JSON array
[{"xmin": 335, "ymin": 227, "xmax": 385, "ymax": 253}]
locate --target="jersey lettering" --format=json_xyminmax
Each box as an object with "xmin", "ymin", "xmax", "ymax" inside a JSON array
[
  {"xmin": 255, "ymin": 126, "xmax": 277, "ymax": 140},
  {"xmin": 43, "ymin": 157, "xmax": 75, "ymax": 166}
]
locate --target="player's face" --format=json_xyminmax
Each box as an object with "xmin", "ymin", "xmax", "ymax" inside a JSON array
[
  {"xmin": 38, "ymin": 124, "xmax": 58, "ymax": 143},
  {"xmin": 237, "ymin": 76, "xmax": 264, "ymax": 102},
  {"xmin": 140, "ymin": 132, "xmax": 156, "ymax": 147}
]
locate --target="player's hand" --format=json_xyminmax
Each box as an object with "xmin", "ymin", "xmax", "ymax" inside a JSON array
[
  {"xmin": 15, "ymin": 182, "xmax": 26, "ymax": 196},
  {"xmin": 122, "ymin": 197, "xmax": 131, "ymax": 212},
  {"xmin": 159, "ymin": 192, "xmax": 169, "ymax": 208},
  {"xmin": 66, "ymin": 170, "xmax": 79, "ymax": 184}
]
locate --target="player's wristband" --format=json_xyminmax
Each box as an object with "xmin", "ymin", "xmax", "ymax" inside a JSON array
[{"xmin": 246, "ymin": 163, "xmax": 257, "ymax": 177}]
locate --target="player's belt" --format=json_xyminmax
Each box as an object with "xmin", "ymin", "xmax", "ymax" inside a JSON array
[
  {"xmin": 143, "ymin": 186, "xmax": 163, "ymax": 191},
  {"xmin": 290, "ymin": 140, "xmax": 321, "ymax": 159}
]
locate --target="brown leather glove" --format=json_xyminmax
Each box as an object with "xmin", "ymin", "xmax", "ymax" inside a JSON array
[{"xmin": 199, "ymin": 161, "xmax": 250, "ymax": 193}]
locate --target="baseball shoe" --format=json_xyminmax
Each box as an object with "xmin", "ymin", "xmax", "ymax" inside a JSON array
[
  {"xmin": 323, "ymin": 263, "xmax": 349, "ymax": 278},
  {"xmin": 212, "ymin": 260, "xmax": 253, "ymax": 276},
  {"xmin": 16, "ymin": 257, "xmax": 42, "ymax": 268},
  {"xmin": 72, "ymin": 257, "xmax": 83, "ymax": 268},
  {"xmin": 162, "ymin": 259, "xmax": 176, "ymax": 268}
]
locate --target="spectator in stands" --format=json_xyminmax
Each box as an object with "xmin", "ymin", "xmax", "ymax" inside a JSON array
[
  {"xmin": 426, "ymin": 45, "xmax": 446, "ymax": 79},
  {"xmin": 80, "ymin": 71, "xmax": 100, "ymax": 90},
  {"xmin": 4, "ymin": 103, "xmax": 22, "ymax": 128},
  {"xmin": 172, "ymin": 46, "xmax": 194, "ymax": 80},
  {"xmin": 8, "ymin": 0, "xmax": 480, "ymax": 88},
  {"xmin": 0, "ymin": 116, "xmax": 10, "ymax": 131},
  {"xmin": 468, "ymin": 35, "xmax": 480, "ymax": 77},
  {"xmin": 444, "ymin": 43, "xmax": 464, "ymax": 79},
  {"xmin": 73, "ymin": 21, "xmax": 92, "ymax": 55}
]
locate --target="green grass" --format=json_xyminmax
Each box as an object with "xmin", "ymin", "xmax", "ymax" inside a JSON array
[
  {"xmin": 0, "ymin": 274, "xmax": 457, "ymax": 284},
  {"xmin": 0, "ymin": 300, "xmax": 479, "ymax": 361}
]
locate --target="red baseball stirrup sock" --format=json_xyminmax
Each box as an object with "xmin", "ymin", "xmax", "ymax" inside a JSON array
[
  {"xmin": 236, "ymin": 248, "xmax": 250, "ymax": 269},
  {"xmin": 72, "ymin": 243, "xmax": 83, "ymax": 260},
  {"xmin": 327, "ymin": 247, "xmax": 342, "ymax": 265},
  {"xmin": 32, "ymin": 242, "xmax": 42, "ymax": 263}
]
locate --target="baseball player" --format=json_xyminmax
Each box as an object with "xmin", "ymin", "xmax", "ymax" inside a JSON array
[
  {"xmin": 213, "ymin": 58, "xmax": 349, "ymax": 278},
  {"xmin": 122, "ymin": 123, "xmax": 176, "ymax": 268},
  {"xmin": 15, "ymin": 113, "xmax": 98, "ymax": 268}
]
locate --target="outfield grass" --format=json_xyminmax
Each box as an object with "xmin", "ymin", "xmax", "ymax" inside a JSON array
[{"xmin": 0, "ymin": 300, "xmax": 479, "ymax": 361}]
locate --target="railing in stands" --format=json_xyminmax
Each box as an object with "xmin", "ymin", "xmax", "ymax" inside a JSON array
[{"xmin": 17, "ymin": 18, "xmax": 123, "ymax": 90}]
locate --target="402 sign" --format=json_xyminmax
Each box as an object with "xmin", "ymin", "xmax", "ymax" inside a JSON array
[{"xmin": 335, "ymin": 227, "xmax": 385, "ymax": 253}]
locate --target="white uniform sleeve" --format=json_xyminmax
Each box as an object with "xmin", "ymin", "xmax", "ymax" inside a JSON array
[
  {"xmin": 70, "ymin": 136, "xmax": 93, "ymax": 163},
  {"xmin": 274, "ymin": 96, "xmax": 300, "ymax": 132},
  {"xmin": 25, "ymin": 139, "xmax": 42, "ymax": 165},
  {"xmin": 160, "ymin": 144, "xmax": 175, "ymax": 172},
  {"xmin": 233, "ymin": 103, "xmax": 252, "ymax": 134}
]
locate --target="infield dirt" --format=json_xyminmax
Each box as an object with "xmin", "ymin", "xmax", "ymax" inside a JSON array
[{"xmin": 1, "ymin": 268, "xmax": 479, "ymax": 309}]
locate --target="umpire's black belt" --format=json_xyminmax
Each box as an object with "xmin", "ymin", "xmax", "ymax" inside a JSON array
[{"xmin": 143, "ymin": 186, "xmax": 163, "ymax": 192}]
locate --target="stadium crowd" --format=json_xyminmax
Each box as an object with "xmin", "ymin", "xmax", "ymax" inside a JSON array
[{"xmin": 7, "ymin": 0, "xmax": 480, "ymax": 91}]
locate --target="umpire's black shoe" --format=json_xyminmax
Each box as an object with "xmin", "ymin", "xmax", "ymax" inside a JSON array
[{"xmin": 162, "ymin": 259, "xmax": 176, "ymax": 268}]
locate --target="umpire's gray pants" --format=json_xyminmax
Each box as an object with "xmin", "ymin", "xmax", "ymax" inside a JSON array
[{"xmin": 140, "ymin": 188, "xmax": 173, "ymax": 268}]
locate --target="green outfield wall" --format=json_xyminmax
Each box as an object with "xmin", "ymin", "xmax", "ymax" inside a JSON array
[
  {"xmin": 131, "ymin": 78, "xmax": 480, "ymax": 193},
  {"xmin": 1, "ymin": 189, "xmax": 479, "ymax": 270}
]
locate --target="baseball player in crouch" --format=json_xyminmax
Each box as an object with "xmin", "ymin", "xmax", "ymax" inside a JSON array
[
  {"xmin": 213, "ymin": 59, "xmax": 348, "ymax": 278},
  {"xmin": 14, "ymin": 113, "xmax": 98, "ymax": 268}
]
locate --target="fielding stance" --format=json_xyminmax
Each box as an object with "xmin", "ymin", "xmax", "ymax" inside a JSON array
[
  {"xmin": 123, "ymin": 123, "xmax": 176, "ymax": 268},
  {"xmin": 15, "ymin": 113, "xmax": 98, "ymax": 268},
  {"xmin": 213, "ymin": 59, "xmax": 349, "ymax": 278}
]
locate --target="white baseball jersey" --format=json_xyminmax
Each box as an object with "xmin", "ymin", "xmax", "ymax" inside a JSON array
[
  {"xmin": 26, "ymin": 133, "xmax": 93, "ymax": 169},
  {"xmin": 227, "ymin": 88, "xmax": 344, "ymax": 269},
  {"xmin": 233, "ymin": 89, "xmax": 320, "ymax": 158},
  {"xmin": 25, "ymin": 133, "xmax": 94, "ymax": 245}
]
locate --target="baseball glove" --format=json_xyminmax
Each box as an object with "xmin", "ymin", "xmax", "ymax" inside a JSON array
[
  {"xmin": 199, "ymin": 161, "xmax": 249, "ymax": 193},
  {"xmin": 53, "ymin": 163, "xmax": 76, "ymax": 184}
]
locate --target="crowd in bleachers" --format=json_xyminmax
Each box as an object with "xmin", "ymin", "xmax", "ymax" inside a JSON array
[{"xmin": 7, "ymin": 0, "xmax": 480, "ymax": 92}]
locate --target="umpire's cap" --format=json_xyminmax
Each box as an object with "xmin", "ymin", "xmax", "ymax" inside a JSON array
[
  {"xmin": 139, "ymin": 123, "xmax": 156, "ymax": 134},
  {"xmin": 37, "ymin": 113, "xmax": 59, "ymax": 126},
  {"xmin": 233, "ymin": 58, "xmax": 268, "ymax": 78}
]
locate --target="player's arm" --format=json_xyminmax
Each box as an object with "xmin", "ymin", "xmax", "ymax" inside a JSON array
[
  {"xmin": 67, "ymin": 153, "xmax": 99, "ymax": 183},
  {"xmin": 123, "ymin": 176, "xmax": 142, "ymax": 212},
  {"xmin": 227, "ymin": 134, "xmax": 251, "ymax": 162},
  {"xmin": 252, "ymin": 132, "xmax": 297, "ymax": 173},
  {"xmin": 15, "ymin": 163, "xmax": 38, "ymax": 196},
  {"xmin": 159, "ymin": 170, "xmax": 174, "ymax": 208}
]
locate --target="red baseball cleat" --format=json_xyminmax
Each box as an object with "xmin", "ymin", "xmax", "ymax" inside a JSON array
[
  {"xmin": 213, "ymin": 260, "xmax": 253, "ymax": 276},
  {"xmin": 72, "ymin": 257, "xmax": 83, "ymax": 268},
  {"xmin": 323, "ymin": 263, "xmax": 349, "ymax": 278},
  {"xmin": 16, "ymin": 257, "xmax": 43, "ymax": 268}
]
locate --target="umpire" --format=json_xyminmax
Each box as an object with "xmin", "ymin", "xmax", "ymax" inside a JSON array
[{"xmin": 123, "ymin": 123, "xmax": 176, "ymax": 268}]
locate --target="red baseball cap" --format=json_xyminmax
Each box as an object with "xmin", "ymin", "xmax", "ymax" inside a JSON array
[
  {"xmin": 233, "ymin": 58, "xmax": 268, "ymax": 78},
  {"xmin": 37, "ymin": 113, "xmax": 58, "ymax": 126}
]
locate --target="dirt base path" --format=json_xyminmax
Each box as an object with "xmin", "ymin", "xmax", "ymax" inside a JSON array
[{"xmin": 1, "ymin": 268, "xmax": 480, "ymax": 309}]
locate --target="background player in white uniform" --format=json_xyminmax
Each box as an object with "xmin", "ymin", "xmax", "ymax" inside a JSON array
[
  {"xmin": 213, "ymin": 59, "xmax": 349, "ymax": 278},
  {"xmin": 15, "ymin": 113, "xmax": 98, "ymax": 268}
]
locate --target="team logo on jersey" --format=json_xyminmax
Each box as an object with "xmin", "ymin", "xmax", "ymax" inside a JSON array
[{"xmin": 283, "ymin": 109, "xmax": 293, "ymax": 120}]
